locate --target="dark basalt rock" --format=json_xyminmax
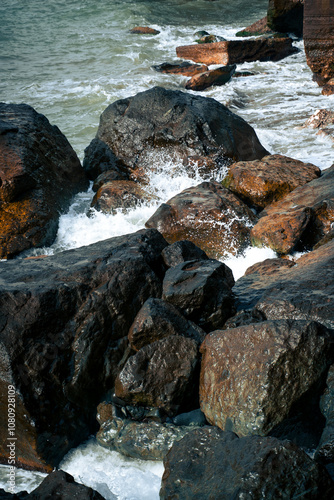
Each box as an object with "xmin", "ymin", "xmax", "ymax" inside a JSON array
[
  {"xmin": 83, "ymin": 137, "xmax": 129, "ymax": 182},
  {"xmin": 0, "ymin": 229, "xmax": 167, "ymax": 471},
  {"xmin": 115, "ymin": 335, "xmax": 199, "ymax": 417},
  {"xmin": 268, "ymin": 0, "xmax": 304, "ymax": 38},
  {"xmin": 128, "ymin": 297, "xmax": 206, "ymax": 351},
  {"xmin": 316, "ymin": 364, "xmax": 334, "ymax": 464},
  {"xmin": 28, "ymin": 470, "xmax": 106, "ymax": 499},
  {"xmin": 200, "ymin": 320, "xmax": 334, "ymax": 441},
  {"xmin": 83, "ymin": 87, "xmax": 268, "ymax": 183},
  {"xmin": 162, "ymin": 258, "xmax": 235, "ymax": 331},
  {"xmin": 160, "ymin": 427, "xmax": 334, "ymax": 499},
  {"xmin": 0, "ymin": 103, "xmax": 89, "ymax": 258},
  {"xmin": 161, "ymin": 240, "xmax": 209, "ymax": 268}
]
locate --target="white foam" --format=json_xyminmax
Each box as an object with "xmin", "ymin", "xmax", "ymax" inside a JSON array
[{"xmin": 223, "ymin": 246, "xmax": 277, "ymax": 281}]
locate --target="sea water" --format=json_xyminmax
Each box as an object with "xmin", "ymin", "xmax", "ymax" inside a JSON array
[{"xmin": 0, "ymin": 0, "xmax": 333, "ymax": 497}]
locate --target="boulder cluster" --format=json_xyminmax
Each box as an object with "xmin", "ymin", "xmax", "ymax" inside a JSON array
[{"xmin": 1, "ymin": 1, "xmax": 334, "ymax": 499}]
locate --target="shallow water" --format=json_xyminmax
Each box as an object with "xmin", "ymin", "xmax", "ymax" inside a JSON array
[{"xmin": 1, "ymin": 0, "xmax": 333, "ymax": 497}]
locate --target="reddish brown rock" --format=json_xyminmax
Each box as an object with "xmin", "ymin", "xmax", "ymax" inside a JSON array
[
  {"xmin": 222, "ymin": 154, "xmax": 320, "ymax": 210},
  {"xmin": 115, "ymin": 336, "xmax": 199, "ymax": 417},
  {"xmin": 90, "ymin": 180, "xmax": 154, "ymax": 214},
  {"xmin": 304, "ymin": 0, "xmax": 334, "ymax": 85},
  {"xmin": 322, "ymin": 79, "xmax": 334, "ymax": 96},
  {"xmin": 236, "ymin": 16, "xmax": 273, "ymax": 37},
  {"xmin": 0, "ymin": 103, "xmax": 89, "ymax": 259},
  {"xmin": 145, "ymin": 181, "xmax": 256, "ymax": 259},
  {"xmin": 176, "ymin": 37, "xmax": 298, "ymax": 66},
  {"xmin": 152, "ymin": 61, "xmax": 208, "ymax": 76},
  {"xmin": 251, "ymin": 164, "xmax": 334, "ymax": 254},
  {"xmin": 268, "ymin": 0, "xmax": 304, "ymax": 37},
  {"xmin": 200, "ymin": 320, "xmax": 334, "ymax": 437},
  {"xmin": 245, "ymin": 257, "xmax": 296, "ymax": 276},
  {"xmin": 304, "ymin": 109, "xmax": 334, "ymax": 141},
  {"xmin": 128, "ymin": 298, "xmax": 206, "ymax": 351},
  {"xmin": 185, "ymin": 65, "xmax": 236, "ymax": 91},
  {"xmin": 130, "ymin": 26, "xmax": 160, "ymax": 35}
]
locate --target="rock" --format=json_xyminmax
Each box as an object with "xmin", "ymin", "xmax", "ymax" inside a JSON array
[
  {"xmin": 28, "ymin": 470, "xmax": 105, "ymax": 499},
  {"xmin": 97, "ymin": 417, "xmax": 195, "ymax": 460},
  {"xmin": 304, "ymin": 0, "xmax": 334, "ymax": 85},
  {"xmin": 185, "ymin": 65, "xmax": 236, "ymax": 91},
  {"xmin": 162, "ymin": 259, "xmax": 235, "ymax": 331},
  {"xmin": 200, "ymin": 320, "xmax": 334, "ymax": 439},
  {"xmin": 161, "ymin": 240, "xmax": 209, "ymax": 268},
  {"xmin": 83, "ymin": 87, "xmax": 268, "ymax": 181},
  {"xmin": 267, "ymin": 0, "xmax": 304, "ymax": 37},
  {"xmin": 152, "ymin": 61, "xmax": 208, "ymax": 76},
  {"xmin": 222, "ymin": 154, "xmax": 320, "ymax": 210},
  {"xmin": 90, "ymin": 180, "xmax": 154, "ymax": 214},
  {"xmin": 233, "ymin": 239, "xmax": 334, "ymax": 329},
  {"xmin": 92, "ymin": 170, "xmax": 129, "ymax": 192},
  {"xmin": 171, "ymin": 408, "xmax": 207, "ymax": 427},
  {"xmin": 130, "ymin": 26, "xmax": 160, "ymax": 35},
  {"xmin": 176, "ymin": 37, "xmax": 298, "ymax": 66},
  {"xmin": 0, "ymin": 103, "xmax": 89, "ymax": 259},
  {"xmin": 236, "ymin": 16, "xmax": 274, "ymax": 37},
  {"xmin": 160, "ymin": 427, "xmax": 334, "ymax": 499},
  {"xmin": 196, "ymin": 34, "xmax": 226, "ymax": 44},
  {"xmin": 0, "ymin": 229, "xmax": 167, "ymax": 471},
  {"xmin": 223, "ymin": 308, "xmax": 266, "ymax": 329},
  {"xmin": 83, "ymin": 138, "xmax": 129, "ymax": 182},
  {"xmin": 314, "ymin": 229, "xmax": 334, "ymax": 250},
  {"xmin": 322, "ymin": 79, "xmax": 334, "ymax": 96},
  {"xmin": 250, "ymin": 164, "xmax": 334, "ymax": 254},
  {"xmin": 115, "ymin": 336, "xmax": 199, "ymax": 416},
  {"xmin": 128, "ymin": 298, "xmax": 206, "ymax": 351},
  {"xmin": 245, "ymin": 257, "xmax": 296, "ymax": 276},
  {"xmin": 145, "ymin": 181, "xmax": 256, "ymax": 259},
  {"xmin": 316, "ymin": 365, "xmax": 334, "ymax": 464},
  {"xmin": 304, "ymin": 109, "xmax": 334, "ymax": 141}
]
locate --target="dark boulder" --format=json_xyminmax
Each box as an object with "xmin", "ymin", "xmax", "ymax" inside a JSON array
[
  {"xmin": 83, "ymin": 138, "xmax": 129, "ymax": 182},
  {"xmin": 0, "ymin": 103, "xmax": 89, "ymax": 258},
  {"xmin": 251, "ymin": 164, "xmax": 334, "ymax": 254},
  {"xmin": 160, "ymin": 427, "xmax": 334, "ymax": 499},
  {"xmin": 222, "ymin": 154, "xmax": 320, "ymax": 210},
  {"xmin": 145, "ymin": 181, "xmax": 256, "ymax": 259},
  {"xmin": 128, "ymin": 297, "xmax": 206, "ymax": 351},
  {"xmin": 83, "ymin": 87, "xmax": 268, "ymax": 183},
  {"xmin": 161, "ymin": 240, "xmax": 208, "ymax": 268},
  {"xmin": 176, "ymin": 37, "xmax": 298, "ymax": 65},
  {"xmin": 268, "ymin": 0, "xmax": 304, "ymax": 38},
  {"xmin": 152, "ymin": 61, "xmax": 208, "ymax": 76},
  {"xmin": 28, "ymin": 470, "xmax": 105, "ymax": 499},
  {"xmin": 0, "ymin": 229, "xmax": 167, "ymax": 471},
  {"xmin": 316, "ymin": 364, "xmax": 334, "ymax": 464},
  {"xmin": 115, "ymin": 336, "xmax": 199, "ymax": 417},
  {"xmin": 162, "ymin": 259, "xmax": 235, "ymax": 331},
  {"xmin": 233, "ymin": 239, "xmax": 334, "ymax": 329},
  {"xmin": 200, "ymin": 320, "xmax": 334, "ymax": 439}
]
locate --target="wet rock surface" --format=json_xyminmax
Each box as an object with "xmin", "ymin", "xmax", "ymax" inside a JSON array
[
  {"xmin": 176, "ymin": 37, "xmax": 298, "ymax": 66},
  {"xmin": 0, "ymin": 229, "xmax": 167, "ymax": 471},
  {"xmin": 90, "ymin": 180, "xmax": 154, "ymax": 214},
  {"xmin": 316, "ymin": 365, "xmax": 334, "ymax": 464},
  {"xmin": 152, "ymin": 61, "xmax": 208, "ymax": 76},
  {"xmin": 161, "ymin": 240, "xmax": 208, "ymax": 268},
  {"xmin": 0, "ymin": 103, "xmax": 89, "ymax": 258},
  {"xmin": 160, "ymin": 427, "xmax": 334, "ymax": 500},
  {"xmin": 222, "ymin": 154, "xmax": 320, "ymax": 210},
  {"xmin": 83, "ymin": 87, "xmax": 268, "ymax": 182},
  {"xmin": 128, "ymin": 297, "xmax": 206, "ymax": 351},
  {"xmin": 162, "ymin": 258, "xmax": 235, "ymax": 331},
  {"xmin": 185, "ymin": 65, "xmax": 236, "ymax": 91},
  {"xmin": 236, "ymin": 16, "xmax": 273, "ymax": 37},
  {"xmin": 200, "ymin": 319, "xmax": 334, "ymax": 439},
  {"xmin": 268, "ymin": 0, "xmax": 304, "ymax": 37},
  {"xmin": 115, "ymin": 335, "xmax": 199, "ymax": 417},
  {"xmin": 250, "ymin": 164, "xmax": 334, "ymax": 254},
  {"xmin": 145, "ymin": 181, "xmax": 256, "ymax": 259}
]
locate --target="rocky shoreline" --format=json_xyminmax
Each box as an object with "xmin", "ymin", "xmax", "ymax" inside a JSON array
[{"xmin": 1, "ymin": 0, "xmax": 334, "ymax": 498}]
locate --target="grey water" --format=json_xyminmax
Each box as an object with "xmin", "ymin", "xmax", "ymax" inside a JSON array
[{"xmin": 1, "ymin": 0, "xmax": 334, "ymax": 498}]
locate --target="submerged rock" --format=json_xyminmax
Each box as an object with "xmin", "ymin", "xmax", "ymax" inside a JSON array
[
  {"xmin": 176, "ymin": 37, "xmax": 298, "ymax": 65},
  {"xmin": 162, "ymin": 258, "xmax": 235, "ymax": 331},
  {"xmin": 160, "ymin": 427, "xmax": 334, "ymax": 499},
  {"xmin": 200, "ymin": 319, "xmax": 334, "ymax": 438},
  {"xmin": 130, "ymin": 26, "xmax": 160, "ymax": 35},
  {"xmin": 0, "ymin": 229, "xmax": 167, "ymax": 471},
  {"xmin": 115, "ymin": 336, "xmax": 199, "ymax": 417},
  {"xmin": 128, "ymin": 297, "xmax": 206, "ymax": 351},
  {"xmin": 250, "ymin": 164, "xmax": 334, "ymax": 254},
  {"xmin": 83, "ymin": 87, "xmax": 268, "ymax": 183},
  {"xmin": 222, "ymin": 154, "xmax": 320, "ymax": 210},
  {"xmin": 145, "ymin": 181, "xmax": 256, "ymax": 259},
  {"xmin": 0, "ymin": 103, "xmax": 89, "ymax": 258}
]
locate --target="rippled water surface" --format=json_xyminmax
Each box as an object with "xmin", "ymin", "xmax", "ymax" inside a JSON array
[{"xmin": 1, "ymin": 0, "xmax": 333, "ymax": 497}]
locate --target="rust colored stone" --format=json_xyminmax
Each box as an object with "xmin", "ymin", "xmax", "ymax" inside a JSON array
[
  {"xmin": 90, "ymin": 180, "xmax": 155, "ymax": 214},
  {"xmin": 176, "ymin": 37, "xmax": 297, "ymax": 65},
  {"xmin": 152, "ymin": 61, "xmax": 208, "ymax": 76},
  {"xmin": 130, "ymin": 26, "xmax": 160, "ymax": 35},
  {"xmin": 304, "ymin": 0, "xmax": 334, "ymax": 84},
  {"xmin": 185, "ymin": 65, "xmax": 236, "ymax": 91},
  {"xmin": 250, "ymin": 165, "xmax": 334, "ymax": 254},
  {"xmin": 236, "ymin": 16, "xmax": 273, "ymax": 37},
  {"xmin": 222, "ymin": 154, "xmax": 320, "ymax": 209}
]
